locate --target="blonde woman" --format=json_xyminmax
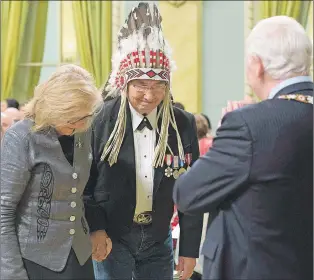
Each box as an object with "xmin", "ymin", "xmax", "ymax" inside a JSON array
[{"xmin": 1, "ymin": 65, "xmax": 104, "ymax": 280}]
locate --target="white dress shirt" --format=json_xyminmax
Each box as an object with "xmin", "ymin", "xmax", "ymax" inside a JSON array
[{"xmin": 129, "ymin": 103, "xmax": 157, "ymax": 215}]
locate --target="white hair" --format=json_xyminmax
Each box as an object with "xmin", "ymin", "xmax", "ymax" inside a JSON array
[{"xmin": 246, "ymin": 16, "xmax": 313, "ymax": 80}]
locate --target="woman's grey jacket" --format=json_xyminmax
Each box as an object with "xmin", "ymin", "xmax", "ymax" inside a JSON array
[{"xmin": 1, "ymin": 119, "xmax": 93, "ymax": 279}]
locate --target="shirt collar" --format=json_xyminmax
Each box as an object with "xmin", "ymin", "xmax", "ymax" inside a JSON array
[
  {"xmin": 129, "ymin": 102, "xmax": 157, "ymax": 131},
  {"xmin": 268, "ymin": 76, "xmax": 313, "ymax": 99}
]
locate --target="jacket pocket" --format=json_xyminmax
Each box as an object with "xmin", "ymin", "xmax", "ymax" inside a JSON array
[{"xmin": 201, "ymin": 238, "xmax": 219, "ymax": 260}]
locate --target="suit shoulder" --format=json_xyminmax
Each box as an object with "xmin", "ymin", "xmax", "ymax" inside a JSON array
[
  {"xmin": 2, "ymin": 119, "xmax": 34, "ymax": 151},
  {"xmin": 238, "ymin": 98, "xmax": 312, "ymax": 123},
  {"xmin": 233, "ymin": 101, "xmax": 279, "ymax": 123},
  {"xmin": 173, "ymin": 107, "xmax": 195, "ymax": 123},
  {"xmin": 93, "ymin": 97, "xmax": 120, "ymax": 124},
  {"xmin": 6, "ymin": 119, "xmax": 33, "ymax": 139}
]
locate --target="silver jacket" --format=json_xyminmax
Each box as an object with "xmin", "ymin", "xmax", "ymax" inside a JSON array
[{"xmin": 1, "ymin": 119, "xmax": 93, "ymax": 279}]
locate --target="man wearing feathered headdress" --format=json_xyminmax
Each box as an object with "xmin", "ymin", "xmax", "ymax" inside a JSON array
[{"xmin": 84, "ymin": 3, "xmax": 203, "ymax": 279}]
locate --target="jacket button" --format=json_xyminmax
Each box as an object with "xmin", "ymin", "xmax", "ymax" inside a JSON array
[
  {"xmin": 71, "ymin": 187, "xmax": 77, "ymax": 194},
  {"xmin": 72, "ymin": 173, "xmax": 78, "ymax": 179},
  {"xmin": 70, "ymin": 216, "xmax": 76, "ymax": 222},
  {"xmin": 69, "ymin": 229, "xmax": 75, "ymax": 235},
  {"xmin": 70, "ymin": 202, "xmax": 76, "ymax": 208}
]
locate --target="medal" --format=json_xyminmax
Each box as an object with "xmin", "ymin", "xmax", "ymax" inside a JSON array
[
  {"xmin": 165, "ymin": 167, "xmax": 172, "ymax": 177},
  {"xmin": 185, "ymin": 153, "xmax": 192, "ymax": 171},
  {"xmin": 172, "ymin": 156, "xmax": 179, "ymax": 179},
  {"xmin": 164, "ymin": 154, "xmax": 173, "ymax": 177},
  {"xmin": 178, "ymin": 158, "xmax": 186, "ymax": 175},
  {"xmin": 173, "ymin": 170, "xmax": 179, "ymax": 179}
]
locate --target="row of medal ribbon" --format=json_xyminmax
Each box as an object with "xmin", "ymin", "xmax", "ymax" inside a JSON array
[{"xmin": 164, "ymin": 153, "xmax": 192, "ymax": 179}]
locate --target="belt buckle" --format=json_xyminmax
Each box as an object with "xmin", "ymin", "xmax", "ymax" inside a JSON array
[{"xmin": 134, "ymin": 212, "xmax": 152, "ymax": 225}]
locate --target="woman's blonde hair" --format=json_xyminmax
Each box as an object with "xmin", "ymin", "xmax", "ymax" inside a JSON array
[{"xmin": 24, "ymin": 64, "xmax": 102, "ymax": 132}]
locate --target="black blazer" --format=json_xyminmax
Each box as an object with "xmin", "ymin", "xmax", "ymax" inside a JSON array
[
  {"xmin": 173, "ymin": 82, "xmax": 313, "ymax": 279},
  {"xmin": 84, "ymin": 96, "xmax": 203, "ymax": 258}
]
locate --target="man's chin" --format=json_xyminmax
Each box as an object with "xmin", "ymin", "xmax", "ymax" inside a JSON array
[{"xmin": 139, "ymin": 106, "xmax": 155, "ymax": 115}]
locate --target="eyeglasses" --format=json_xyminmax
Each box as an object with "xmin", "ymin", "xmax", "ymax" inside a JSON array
[
  {"xmin": 68, "ymin": 114, "xmax": 94, "ymax": 125},
  {"xmin": 132, "ymin": 83, "xmax": 167, "ymax": 94}
]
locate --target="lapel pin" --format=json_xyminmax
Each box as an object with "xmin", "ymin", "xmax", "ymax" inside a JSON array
[{"xmin": 75, "ymin": 138, "xmax": 83, "ymax": 148}]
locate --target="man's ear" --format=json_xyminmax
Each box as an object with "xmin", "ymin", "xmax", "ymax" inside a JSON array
[{"xmin": 254, "ymin": 56, "xmax": 265, "ymax": 79}]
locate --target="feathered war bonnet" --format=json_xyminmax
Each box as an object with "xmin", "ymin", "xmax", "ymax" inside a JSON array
[{"xmin": 101, "ymin": 2, "xmax": 184, "ymax": 167}]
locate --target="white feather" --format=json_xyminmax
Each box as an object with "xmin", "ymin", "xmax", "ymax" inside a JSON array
[
  {"xmin": 106, "ymin": 4, "xmax": 176, "ymax": 97},
  {"xmin": 148, "ymin": 3, "xmax": 155, "ymax": 19}
]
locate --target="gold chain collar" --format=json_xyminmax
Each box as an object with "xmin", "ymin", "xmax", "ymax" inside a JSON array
[{"xmin": 278, "ymin": 94, "xmax": 313, "ymax": 104}]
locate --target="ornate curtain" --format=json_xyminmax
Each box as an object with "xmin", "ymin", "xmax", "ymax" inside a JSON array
[
  {"xmin": 259, "ymin": 1, "xmax": 311, "ymax": 27},
  {"xmin": 11, "ymin": 1, "xmax": 49, "ymax": 102},
  {"xmin": 72, "ymin": 1, "xmax": 112, "ymax": 87},
  {"xmin": 1, "ymin": 1, "xmax": 29, "ymax": 100}
]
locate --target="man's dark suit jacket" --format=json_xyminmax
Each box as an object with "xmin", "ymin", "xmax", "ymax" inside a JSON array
[
  {"xmin": 84, "ymin": 96, "xmax": 203, "ymax": 258},
  {"xmin": 173, "ymin": 81, "xmax": 313, "ymax": 279}
]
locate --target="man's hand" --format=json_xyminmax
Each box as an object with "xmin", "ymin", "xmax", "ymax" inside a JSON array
[
  {"xmin": 90, "ymin": 230, "xmax": 112, "ymax": 262},
  {"xmin": 218, "ymin": 99, "xmax": 253, "ymax": 128},
  {"xmin": 176, "ymin": 257, "xmax": 196, "ymax": 280}
]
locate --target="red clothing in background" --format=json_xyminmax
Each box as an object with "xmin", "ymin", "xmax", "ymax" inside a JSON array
[
  {"xmin": 171, "ymin": 205, "xmax": 179, "ymax": 230},
  {"xmin": 198, "ymin": 137, "xmax": 213, "ymax": 156}
]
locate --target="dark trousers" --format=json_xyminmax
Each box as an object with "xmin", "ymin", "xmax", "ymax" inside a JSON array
[
  {"xmin": 23, "ymin": 248, "xmax": 95, "ymax": 280},
  {"xmin": 93, "ymin": 223, "xmax": 174, "ymax": 280},
  {"xmin": 190, "ymin": 271, "xmax": 202, "ymax": 280}
]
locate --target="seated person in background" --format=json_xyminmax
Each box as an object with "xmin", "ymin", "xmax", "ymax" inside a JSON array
[
  {"xmin": 19, "ymin": 102, "xmax": 27, "ymax": 118},
  {"xmin": 1, "ymin": 98, "xmax": 20, "ymax": 111},
  {"xmin": 4, "ymin": 107, "xmax": 23, "ymax": 123},
  {"xmin": 194, "ymin": 114, "xmax": 213, "ymax": 156},
  {"xmin": 1, "ymin": 112, "xmax": 13, "ymax": 140}
]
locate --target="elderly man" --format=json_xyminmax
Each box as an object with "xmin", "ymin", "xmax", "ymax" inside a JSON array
[
  {"xmin": 173, "ymin": 16, "xmax": 313, "ymax": 280},
  {"xmin": 84, "ymin": 3, "xmax": 203, "ymax": 280}
]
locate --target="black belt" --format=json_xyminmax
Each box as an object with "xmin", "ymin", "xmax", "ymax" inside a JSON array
[{"xmin": 133, "ymin": 211, "xmax": 153, "ymax": 225}]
